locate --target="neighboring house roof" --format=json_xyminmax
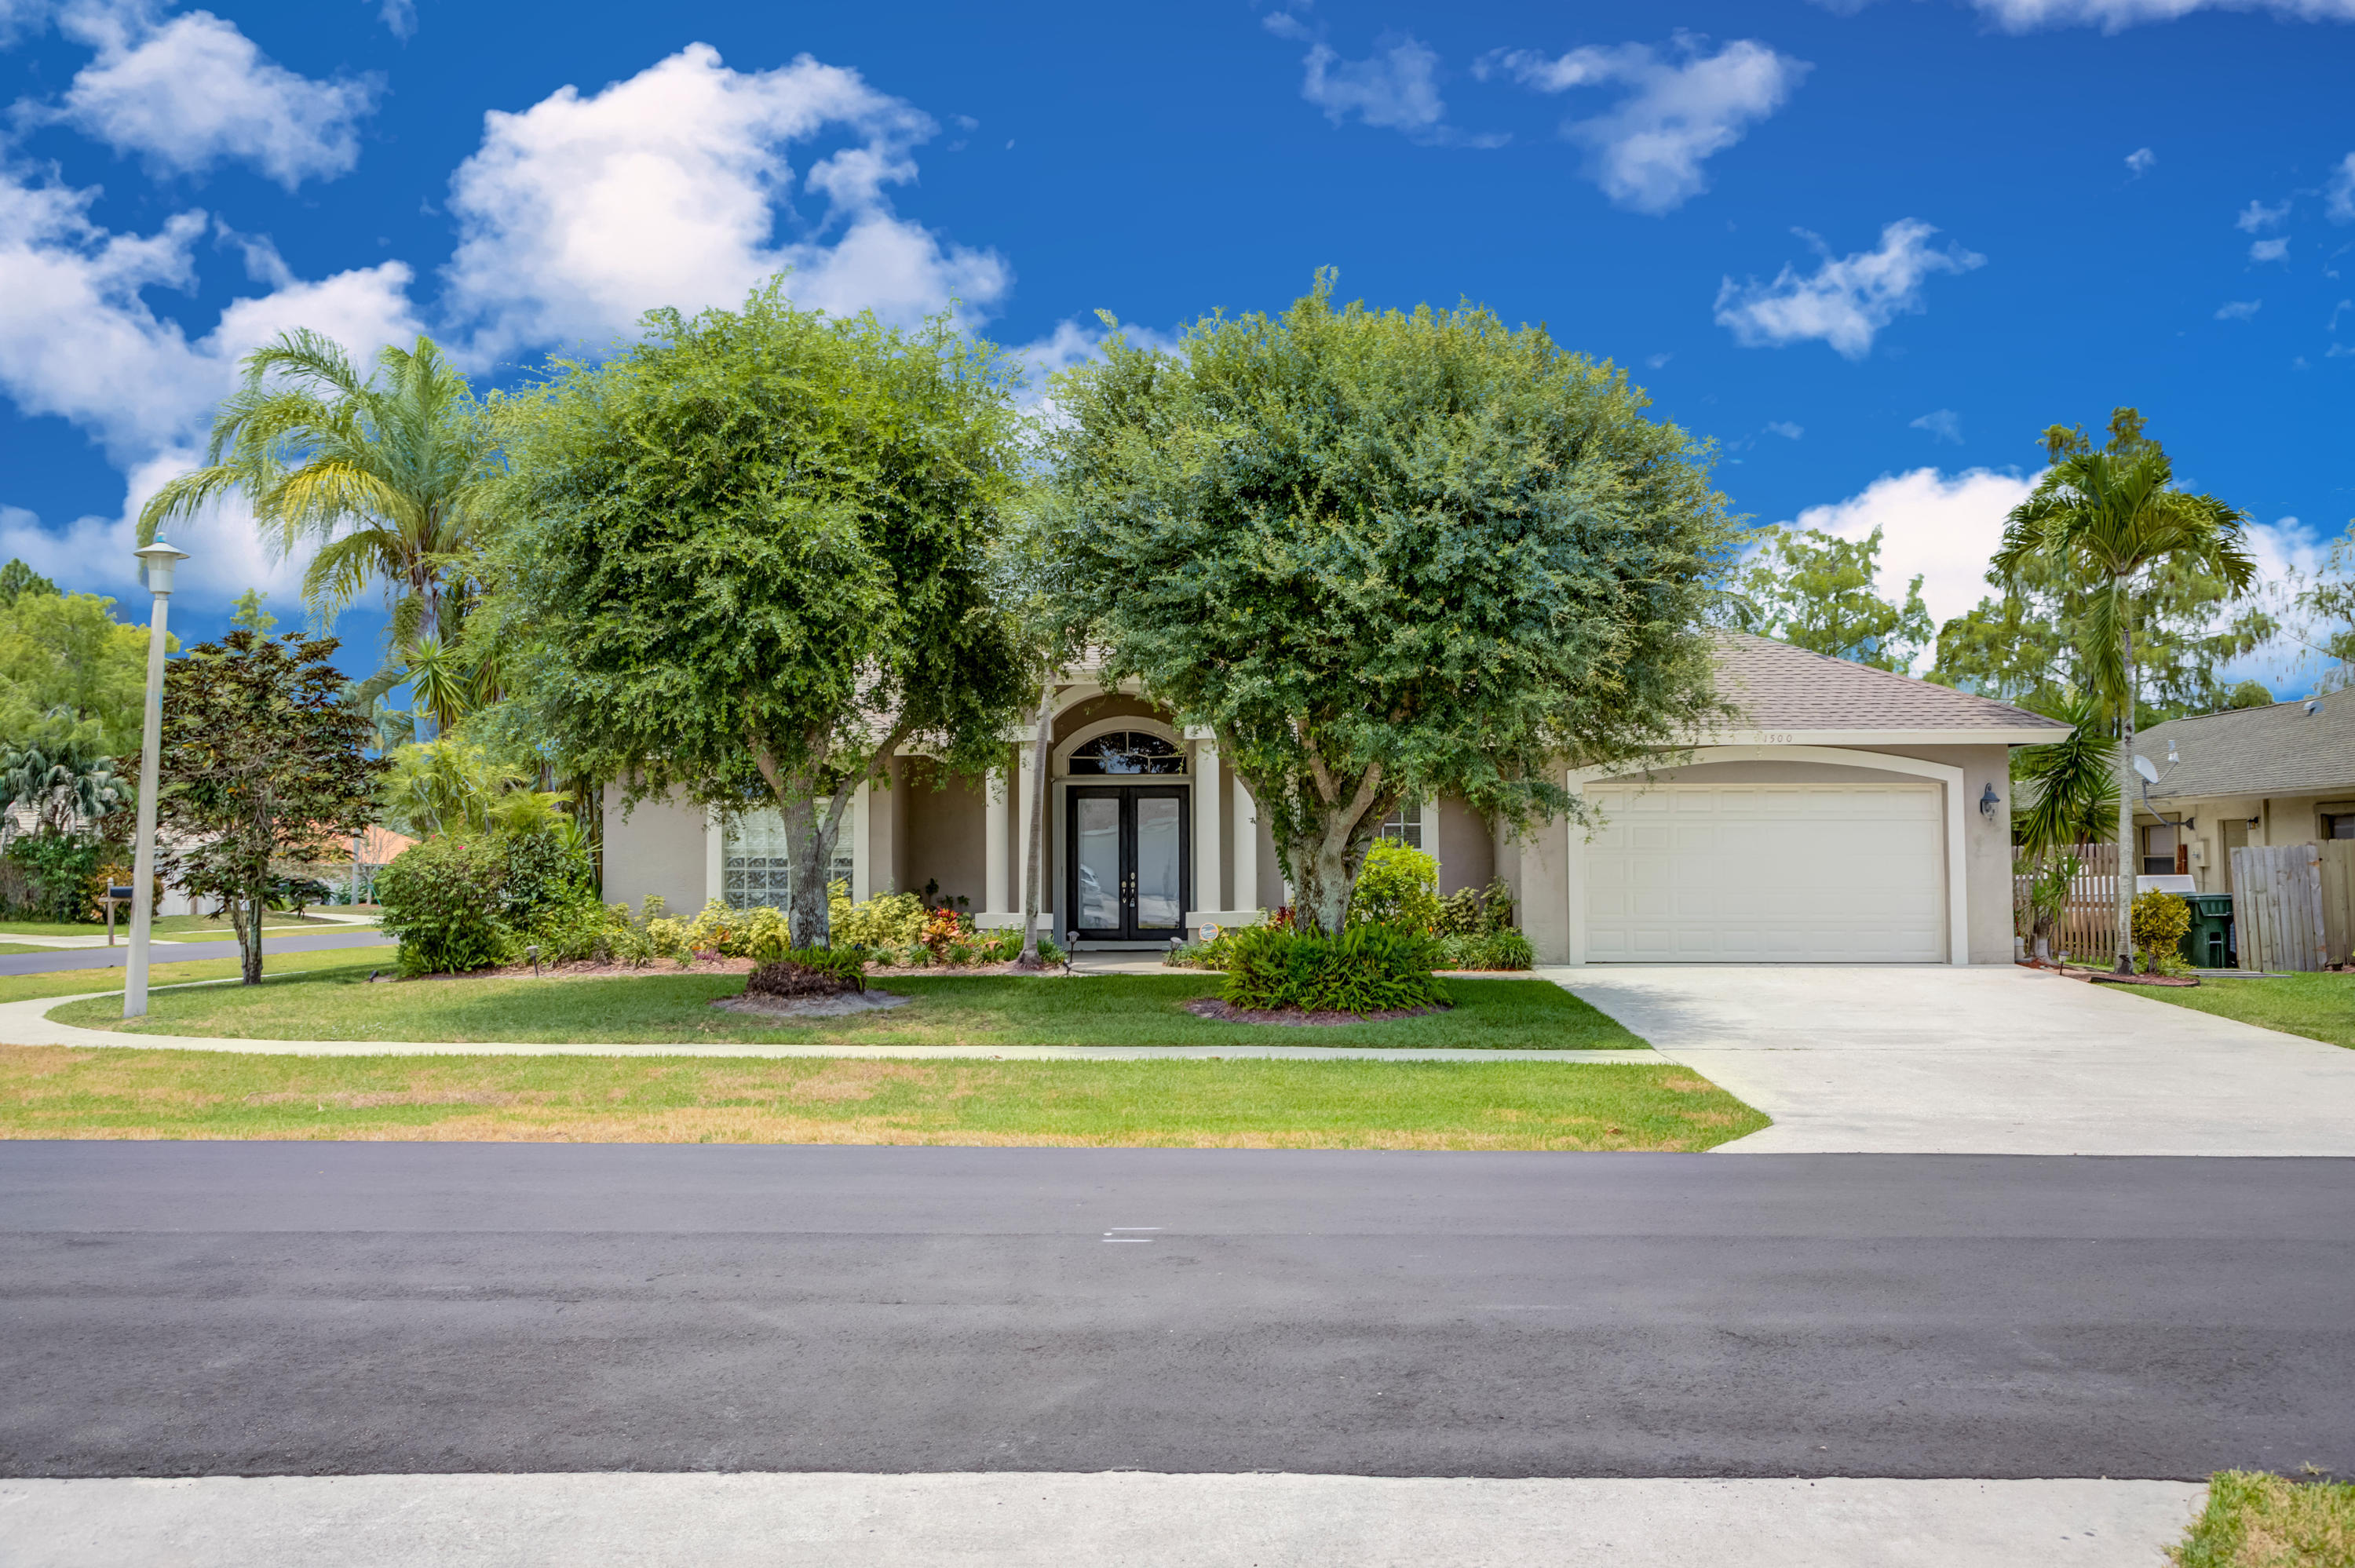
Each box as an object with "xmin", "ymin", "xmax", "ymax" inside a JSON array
[
  {"xmin": 2135, "ymin": 697, "xmax": 2355, "ymax": 800},
  {"xmin": 1713, "ymin": 633, "xmax": 2070, "ymax": 738}
]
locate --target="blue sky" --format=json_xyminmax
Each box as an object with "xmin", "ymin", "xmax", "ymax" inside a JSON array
[{"xmin": 0, "ymin": 0, "xmax": 2350, "ymax": 687}]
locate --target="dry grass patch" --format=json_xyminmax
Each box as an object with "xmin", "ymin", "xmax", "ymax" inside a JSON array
[
  {"xmin": 2170, "ymin": 1471, "xmax": 2355, "ymax": 1567},
  {"xmin": 0, "ymin": 1047, "xmax": 1763, "ymax": 1150}
]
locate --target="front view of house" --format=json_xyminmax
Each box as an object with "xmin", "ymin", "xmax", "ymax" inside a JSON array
[{"xmin": 602, "ymin": 634, "xmax": 2064, "ymax": 965}]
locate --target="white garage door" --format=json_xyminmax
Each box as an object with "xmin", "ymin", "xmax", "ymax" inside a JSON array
[{"xmin": 1584, "ymin": 783, "xmax": 1946, "ymax": 963}]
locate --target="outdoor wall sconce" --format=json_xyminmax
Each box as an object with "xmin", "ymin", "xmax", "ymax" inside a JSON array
[{"xmin": 1978, "ymin": 783, "xmax": 2001, "ymax": 821}]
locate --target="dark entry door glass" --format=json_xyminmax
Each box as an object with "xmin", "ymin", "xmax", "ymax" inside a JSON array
[{"xmin": 1067, "ymin": 786, "xmax": 1190, "ymax": 941}]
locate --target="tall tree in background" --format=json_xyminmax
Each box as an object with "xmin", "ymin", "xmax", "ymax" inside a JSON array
[
  {"xmin": 155, "ymin": 630, "xmax": 383, "ymax": 983},
  {"xmin": 491, "ymin": 286, "xmax": 1029, "ymax": 950},
  {"xmin": 137, "ymin": 332, "xmax": 502, "ymax": 742},
  {"xmin": 1726, "ymin": 526, "xmax": 1933, "ymax": 670},
  {"xmin": 1992, "ymin": 409, "xmax": 2255, "ymax": 975},
  {"xmin": 1042, "ymin": 278, "xmax": 1736, "ymax": 936},
  {"xmin": 0, "ymin": 582, "xmax": 166, "ymax": 755},
  {"xmin": 2289, "ymin": 519, "xmax": 2355, "ymax": 688}
]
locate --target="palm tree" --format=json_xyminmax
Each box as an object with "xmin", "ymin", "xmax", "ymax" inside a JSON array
[
  {"xmin": 1993, "ymin": 410, "xmax": 2255, "ymax": 974},
  {"xmin": 2012, "ymin": 692, "xmax": 2120, "ymax": 965},
  {"xmin": 138, "ymin": 330, "xmax": 502, "ymax": 741}
]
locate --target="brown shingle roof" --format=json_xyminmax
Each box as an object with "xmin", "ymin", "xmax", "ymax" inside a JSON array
[
  {"xmin": 2135, "ymin": 697, "xmax": 2355, "ymax": 800},
  {"xmin": 1714, "ymin": 632, "xmax": 2070, "ymax": 735}
]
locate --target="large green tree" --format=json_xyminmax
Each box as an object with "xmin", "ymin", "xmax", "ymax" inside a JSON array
[
  {"xmin": 0, "ymin": 583, "xmax": 166, "ymax": 754},
  {"xmin": 1041, "ymin": 279, "xmax": 1737, "ymax": 936},
  {"xmin": 1992, "ymin": 409, "xmax": 2255, "ymax": 974},
  {"xmin": 490, "ymin": 285, "xmax": 1030, "ymax": 949},
  {"xmin": 155, "ymin": 631, "xmax": 384, "ymax": 984},
  {"xmin": 1726, "ymin": 525, "xmax": 1932, "ymax": 671},
  {"xmin": 138, "ymin": 332, "xmax": 502, "ymax": 741}
]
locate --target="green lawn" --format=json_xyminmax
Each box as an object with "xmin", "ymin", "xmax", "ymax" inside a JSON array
[
  {"xmin": 0, "ymin": 943, "xmax": 401, "ymax": 1009},
  {"xmin": 2170, "ymin": 1471, "xmax": 2353, "ymax": 1566},
  {"xmin": 0, "ymin": 1045, "xmax": 1755, "ymax": 1148},
  {"xmin": 49, "ymin": 965, "xmax": 1644, "ymax": 1051},
  {"xmin": 0, "ymin": 913, "xmax": 366, "ymax": 942},
  {"xmin": 2128, "ymin": 972, "xmax": 2355, "ymax": 1050}
]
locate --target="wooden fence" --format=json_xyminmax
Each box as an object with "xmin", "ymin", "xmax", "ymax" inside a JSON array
[
  {"xmin": 2012, "ymin": 842, "xmax": 2121, "ymax": 961},
  {"xmin": 2232, "ymin": 842, "xmax": 2340, "ymax": 972}
]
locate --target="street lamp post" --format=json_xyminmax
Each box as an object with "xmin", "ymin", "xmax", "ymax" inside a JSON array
[{"xmin": 124, "ymin": 538, "xmax": 188, "ymax": 1020}]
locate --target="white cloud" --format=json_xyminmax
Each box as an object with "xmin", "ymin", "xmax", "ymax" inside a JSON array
[
  {"xmin": 374, "ymin": 0, "xmax": 414, "ymax": 38},
  {"xmin": 2250, "ymin": 236, "xmax": 2290, "ymax": 264},
  {"xmin": 1911, "ymin": 409, "xmax": 1964, "ymax": 443},
  {"xmin": 2215, "ymin": 298, "xmax": 2263, "ymax": 320},
  {"xmin": 0, "ymin": 447, "xmax": 307, "ymax": 605},
  {"xmin": 1298, "ymin": 35, "xmax": 1509, "ymax": 147},
  {"xmin": 2237, "ymin": 198, "xmax": 2289, "ymax": 232},
  {"xmin": 1976, "ymin": 0, "xmax": 2355, "ymax": 29},
  {"xmin": 1763, "ymin": 420, "xmax": 1804, "ymax": 439},
  {"xmin": 2124, "ymin": 146, "xmax": 2156, "ymax": 176},
  {"xmin": 1481, "ymin": 38, "xmax": 1806, "ymax": 213},
  {"xmin": 1714, "ymin": 219, "xmax": 1984, "ymax": 359},
  {"xmin": 2328, "ymin": 154, "xmax": 2355, "ymax": 224},
  {"xmin": 1784, "ymin": 467, "xmax": 2039, "ymax": 654},
  {"xmin": 38, "ymin": 8, "xmax": 380, "ymax": 188},
  {"xmin": 441, "ymin": 44, "xmax": 1010, "ymax": 357},
  {"xmin": 1262, "ymin": 9, "xmax": 1312, "ymax": 42}
]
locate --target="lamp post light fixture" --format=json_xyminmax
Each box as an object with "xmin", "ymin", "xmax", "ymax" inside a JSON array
[
  {"xmin": 123, "ymin": 537, "xmax": 188, "ymax": 1020},
  {"xmin": 1977, "ymin": 782, "xmax": 2002, "ymax": 822}
]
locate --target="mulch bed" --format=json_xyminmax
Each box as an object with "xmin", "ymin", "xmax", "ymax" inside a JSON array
[
  {"xmin": 1183, "ymin": 997, "xmax": 1453, "ymax": 1028},
  {"xmin": 709, "ymin": 990, "xmax": 913, "ymax": 1019},
  {"xmin": 2018, "ymin": 961, "xmax": 2201, "ymax": 988}
]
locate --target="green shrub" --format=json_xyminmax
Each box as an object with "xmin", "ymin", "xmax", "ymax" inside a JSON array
[
  {"xmin": 1348, "ymin": 839, "xmax": 1441, "ymax": 932},
  {"xmin": 829, "ymin": 881, "xmax": 926, "ymax": 948},
  {"xmin": 3, "ymin": 832, "xmax": 108, "ymax": 924},
  {"xmin": 2132, "ymin": 889, "xmax": 2193, "ymax": 972},
  {"xmin": 495, "ymin": 831, "xmax": 592, "ymax": 923},
  {"xmin": 376, "ymin": 836, "xmax": 514, "ymax": 975},
  {"xmin": 1437, "ymin": 876, "xmax": 1518, "ymax": 937},
  {"xmin": 1480, "ymin": 929, "xmax": 1535, "ymax": 970},
  {"xmin": 1221, "ymin": 924, "xmax": 1448, "ymax": 1013}
]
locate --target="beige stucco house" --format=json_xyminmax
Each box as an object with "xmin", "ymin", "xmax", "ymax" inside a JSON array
[
  {"xmin": 601, "ymin": 633, "xmax": 2065, "ymax": 965},
  {"xmin": 2131, "ymin": 695, "xmax": 2355, "ymax": 895}
]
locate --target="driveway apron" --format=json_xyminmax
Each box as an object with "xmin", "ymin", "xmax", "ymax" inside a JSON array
[{"xmin": 1549, "ymin": 965, "xmax": 2355, "ymax": 1155}]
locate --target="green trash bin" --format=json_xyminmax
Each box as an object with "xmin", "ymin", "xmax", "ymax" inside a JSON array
[{"xmin": 2180, "ymin": 892, "xmax": 2234, "ymax": 970}]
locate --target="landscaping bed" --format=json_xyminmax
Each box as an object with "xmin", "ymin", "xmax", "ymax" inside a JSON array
[
  {"xmin": 47, "ymin": 964, "xmax": 1642, "ymax": 1051},
  {"xmin": 0, "ymin": 1045, "xmax": 1756, "ymax": 1149}
]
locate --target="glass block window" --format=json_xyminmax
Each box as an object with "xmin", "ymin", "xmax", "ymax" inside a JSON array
[
  {"xmin": 1066, "ymin": 730, "xmax": 1185, "ymax": 775},
  {"xmin": 1376, "ymin": 800, "xmax": 1424, "ymax": 850},
  {"xmin": 723, "ymin": 804, "xmax": 854, "ymax": 911}
]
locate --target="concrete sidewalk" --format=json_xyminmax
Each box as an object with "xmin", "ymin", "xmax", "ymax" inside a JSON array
[
  {"xmin": 0, "ymin": 1473, "xmax": 2204, "ymax": 1567},
  {"xmin": 1553, "ymin": 964, "xmax": 2355, "ymax": 1155}
]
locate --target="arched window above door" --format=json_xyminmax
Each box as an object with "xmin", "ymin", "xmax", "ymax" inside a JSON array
[{"xmin": 1066, "ymin": 731, "xmax": 1185, "ymax": 775}]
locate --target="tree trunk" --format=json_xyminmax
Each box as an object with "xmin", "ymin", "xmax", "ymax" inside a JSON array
[
  {"xmin": 1016, "ymin": 688, "xmax": 1054, "ymax": 968},
  {"xmin": 414, "ymin": 588, "xmax": 442, "ymax": 745},
  {"xmin": 757, "ymin": 725, "xmax": 910, "ymax": 952},
  {"xmin": 2114, "ymin": 572, "xmax": 2138, "ymax": 975},
  {"xmin": 229, "ymin": 886, "xmax": 263, "ymax": 985},
  {"xmin": 1265, "ymin": 755, "xmax": 1389, "ymax": 938}
]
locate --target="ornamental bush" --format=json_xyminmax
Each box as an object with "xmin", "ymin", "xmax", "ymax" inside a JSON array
[
  {"xmin": 1221, "ymin": 924, "xmax": 1448, "ymax": 1014},
  {"xmin": 1347, "ymin": 840, "xmax": 1441, "ymax": 932},
  {"xmin": 2, "ymin": 832, "xmax": 107, "ymax": 924},
  {"xmin": 2131, "ymin": 889, "xmax": 2193, "ymax": 972},
  {"xmin": 829, "ymin": 881, "xmax": 926, "ymax": 948},
  {"xmin": 746, "ymin": 950, "xmax": 867, "ymax": 998},
  {"xmin": 376, "ymin": 835, "xmax": 513, "ymax": 975},
  {"xmin": 1430, "ymin": 928, "xmax": 1535, "ymax": 972}
]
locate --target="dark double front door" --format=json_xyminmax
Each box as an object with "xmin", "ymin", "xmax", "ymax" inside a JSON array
[{"xmin": 1067, "ymin": 786, "xmax": 1189, "ymax": 942}]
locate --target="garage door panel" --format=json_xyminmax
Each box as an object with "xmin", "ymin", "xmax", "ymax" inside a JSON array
[{"xmin": 1584, "ymin": 783, "xmax": 1944, "ymax": 964}]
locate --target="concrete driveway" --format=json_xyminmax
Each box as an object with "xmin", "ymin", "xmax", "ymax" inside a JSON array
[{"xmin": 1551, "ymin": 965, "xmax": 2355, "ymax": 1154}]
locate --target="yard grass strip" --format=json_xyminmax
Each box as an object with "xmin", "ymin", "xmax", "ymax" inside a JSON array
[
  {"xmin": 2168, "ymin": 1470, "xmax": 2353, "ymax": 1566},
  {"xmin": 2124, "ymin": 972, "xmax": 2355, "ymax": 1051},
  {"xmin": 0, "ymin": 944, "xmax": 400, "ymax": 1008},
  {"xmin": 0, "ymin": 1047, "xmax": 1760, "ymax": 1149},
  {"xmin": 48, "ymin": 965, "xmax": 1643, "ymax": 1052}
]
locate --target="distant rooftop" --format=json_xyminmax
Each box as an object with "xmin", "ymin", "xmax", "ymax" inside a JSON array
[
  {"xmin": 1714, "ymin": 633, "xmax": 2071, "ymax": 735},
  {"xmin": 2137, "ymin": 695, "xmax": 2355, "ymax": 800}
]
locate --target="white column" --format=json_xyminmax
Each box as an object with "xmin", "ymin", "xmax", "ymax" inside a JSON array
[
  {"xmin": 1016, "ymin": 743, "xmax": 1039, "ymax": 929},
  {"xmin": 849, "ymin": 781, "xmax": 871, "ymax": 904},
  {"xmin": 705, "ymin": 808, "xmax": 725, "ymax": 908},
  {"xmin": 1232, "ymin": 771, "xmax": 1260, "ymax": 917},
  {"xmin": 1192, "ymin": 739, "xmax": 1221, "ymax": 921},
  {"xmin": 1424, "ymin": 793, "xmax": 1443, "ymax": 884},
  {"xmin": 984, "ymin": 764, "xmax": 1010, "ymax": 917}
]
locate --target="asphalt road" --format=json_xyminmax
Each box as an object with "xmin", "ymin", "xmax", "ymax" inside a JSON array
[
  {"xmin": 0, "ymin": 928, "xmax": 389, "ymax": 976},
  {"xmin": 2, "ymin": 1144, "xmax": 2350, "ymax": 1482}
]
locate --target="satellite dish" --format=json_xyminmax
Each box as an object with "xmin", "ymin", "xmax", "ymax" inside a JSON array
[{"xmin": 2133, "ymin": 755, "xmax": 2160, "ymax": 784}]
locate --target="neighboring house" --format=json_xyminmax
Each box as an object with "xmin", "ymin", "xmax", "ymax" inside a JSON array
[
  {"xmin": 2132, "ymin": 695, "xmax": 2355, "ymax": 895},
  {"xmin": 601, "ymin": 632, "xmax": 2065, "ymax": 965}
]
